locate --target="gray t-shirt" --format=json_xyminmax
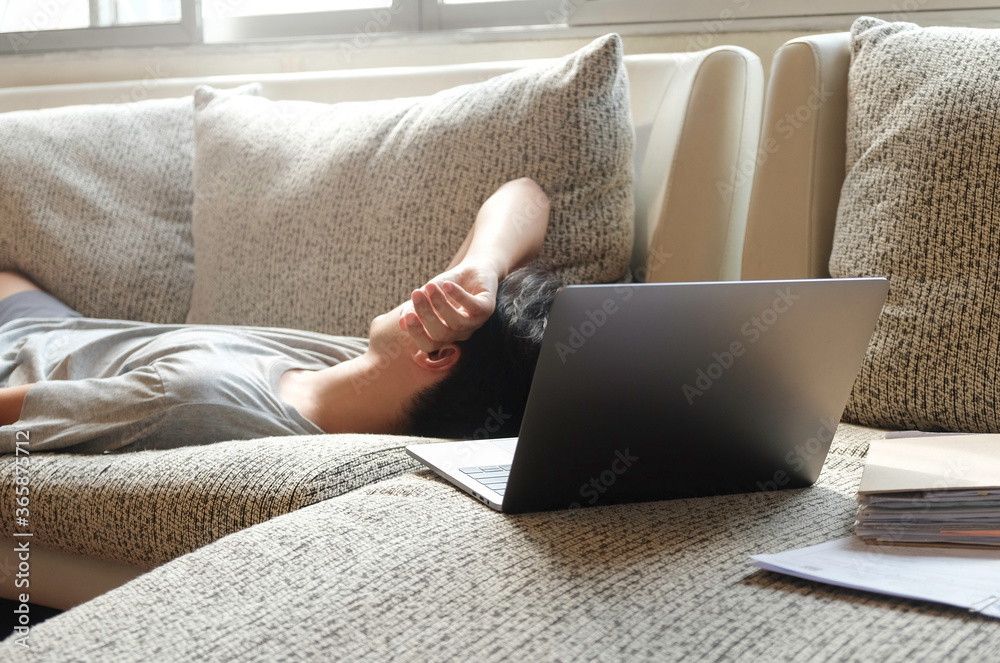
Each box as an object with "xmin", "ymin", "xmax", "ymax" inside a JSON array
[{"xmin": 0, "ymin": 318, "xmax": 368, "ymax": 454}]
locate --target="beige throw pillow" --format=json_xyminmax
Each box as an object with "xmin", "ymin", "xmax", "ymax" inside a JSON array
[
  {"xmin": 829, "ymin": 17, "xmax": 1000, "ymax": 431},
  {"xmin": 0, "ymin": 97, "xmax": 198, "ymax": 323},
  {"xmin": 187, "ymin": 34, "xmax": 634, "ymax": 337}
]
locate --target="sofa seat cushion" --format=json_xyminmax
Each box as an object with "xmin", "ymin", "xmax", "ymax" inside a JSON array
[
  {"xmin": 829, "ymin": 17, "xmax": 1000, "ymax": 431},
  {"xmin": 186, "ymin": 34, "xmax": 634, "ymax": 337},
  {"xmin": 12, "ymin": 425, "xmax": 992, "ymax": 663},
  {"xmin": 0, "ymin": 433, "xmax": 421, "ymax": 568},
  {"xmin": 0, "ymin": 422, "xmax": 884, "ymax": 571}
]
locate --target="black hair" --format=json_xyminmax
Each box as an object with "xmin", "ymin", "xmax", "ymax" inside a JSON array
[{"xmin": 405, "ymin": 261, "xmax": 563, "ymax": 439}]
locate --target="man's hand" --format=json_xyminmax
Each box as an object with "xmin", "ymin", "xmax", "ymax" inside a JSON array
[
  {"xmin": 399, "ymin": 177, "xmax": 550, "ymax": 355},
  {"xmin": 0, "ymin": 383, "xmax": 33, "ymax": 426},
  {"xmin": 399, "ymin": 261, "xmax": 500, "ymax": 355}
]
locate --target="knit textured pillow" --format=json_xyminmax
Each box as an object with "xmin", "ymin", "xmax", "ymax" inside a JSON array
[
  {"xmin": 0, "ymin": 86, "xmax": 260, "ymax": 323},
  {"xmin": 829, "ymin": 17, "xmax": 1000, "ymax": 431},
  {"xmin": 0, "ymin": 97, "xmax": 198, "ymax": 323},
  {"xmin": 187, "ymin": 34, "xmax": 634, "ymax": 337}
]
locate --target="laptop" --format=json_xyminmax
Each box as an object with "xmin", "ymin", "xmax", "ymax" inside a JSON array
[{"xmin": 406, "ymin": 278, "xmax": 888, "ymax": 513}]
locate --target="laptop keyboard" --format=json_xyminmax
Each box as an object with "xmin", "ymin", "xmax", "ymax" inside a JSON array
[{"xmin": 459, "ymin": 465, "xmax": 511, "ymax": 496}]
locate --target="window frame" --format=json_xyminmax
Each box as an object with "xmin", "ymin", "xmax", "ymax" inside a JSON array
[
  {"xmin": 204, "ymin": 0, "xmax": 570, "ymax": 45},
  {"xmin": 3, "ymin": 0, "xmax": 1000, "ymax": 55},
  {"xmin": 420, "ymin": 0, "xmax": 568, "ymax": 31},
  {"xmin": 202, "ymin": 0, "xmax": 419, "ymax": 44},
  {"xmin": 0, "ymin": 0, "xmax": 199, "ymax": 55},
  {"xmin": 568, "ymin": 0, "xmax": 1000, "ymax": 27}
]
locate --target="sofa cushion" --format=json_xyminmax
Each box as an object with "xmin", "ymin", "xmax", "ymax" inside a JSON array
[
  {"xmin": 0, "ymin": 422, "xmax": 883, "ymax": 574},
  {"xmin": 10, "ymin": 424, "xmax": 990, "ymax": 663},
  {"xmin": 186, "ymin": 34, "xmax": 635, "ymax": 337},
  {"xmin": 829, "ymin": 17, "xmax": 1000, "ymax": 431},
  {"xmin": 0, "ymin": 96, "xmax": 196, "ymax": 323},
  {"xmin": 0, "ymin": 99, "xmax": 181, "ymax": 322},
  {"xmin": 0, "ymin": 433, "xmax": 420, "ymax": 568}
]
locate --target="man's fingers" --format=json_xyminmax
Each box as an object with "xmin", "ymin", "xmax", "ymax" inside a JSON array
[
  {"xmin": 441, "ymin": 281, "xmax": 493, "ymax": 317},
  {"xmin": 411, "ymin": 289, "xmax": 450, "ymax": 341},
  {"xmin": 398, "ymin": 304, "xmax": 413, "ymax": 332},
  {"xmin": 402, "ymin": 310, "xmax": 439, "ymax": 354},
  {"xmin": 425, "ymin": 282, "xmax": 471, "ymax": 330},
  {"xmin": 440, "ymin": 281, "xmax": 475, "ymax": 310}
]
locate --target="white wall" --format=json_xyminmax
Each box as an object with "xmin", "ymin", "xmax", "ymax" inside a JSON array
[
  {"xmin": 0, "ymin": 29, "xmax": 808, "ymax": 89},
  {"xmin": 0, "ymin": 10, "xmax": 996, "ymax": 90}
]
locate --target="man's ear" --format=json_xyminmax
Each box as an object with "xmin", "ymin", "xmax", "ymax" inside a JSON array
[{"xmin": 413, "ymin": 344, "xmax": 461, "ymax": 374}]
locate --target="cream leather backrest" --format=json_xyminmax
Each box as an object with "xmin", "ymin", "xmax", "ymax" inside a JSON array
[
  {"xmin": 0, "ymin": 47, "xmax": 763, "ymax": 282},
  {"xmin": 629, "ymin": 48, "xmax": 763, "ymax": 282},
  {"xmin": 742, "ymin": 32, "xmax": 852, "ymax": 280}
]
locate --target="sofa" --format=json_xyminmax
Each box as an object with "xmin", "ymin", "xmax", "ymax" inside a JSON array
[{"xmin": 2, "ymin": 21, "xmax": 999, "ymax": 661}]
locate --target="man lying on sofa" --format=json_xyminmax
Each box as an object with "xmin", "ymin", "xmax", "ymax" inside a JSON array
[{"xmin": 0, "ymin": 177, "xmax": 563, "ymax": 453}]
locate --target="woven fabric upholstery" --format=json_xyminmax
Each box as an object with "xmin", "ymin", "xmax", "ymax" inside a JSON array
[
  {"xmin": 11, "ymin": 424, "xmax": 999, "ymax": 662},
  {"xmin": 0, "ymin": 434, "xmax": 420, "ymax": 568},
  {"xmin": 0, "ymin": 98, "xmax": 195, "ymax": 323},
  {"xmin": 0, "ymin": 87, "xmax": 260, "ymax": 324},
  {"xmin": 0, "ymin": 423, "xmax": 886, "ymax": 570},
  {"xmin": 829, "ymin": 17, "xmax": 1000, "ymax": 431},
  {"xmin": 186, "ymin": 34, "xmax": 634, "ymax": 337}
]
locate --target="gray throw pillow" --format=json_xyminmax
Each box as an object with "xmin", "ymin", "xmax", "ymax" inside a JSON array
[
  {"xmin": 829, "ymin": 17, "xmax": 1000, "ymax": 431},
  {"xmin": 0, "ymin": 97, "xmax": 197, "ymax": 323},
  {"xmin": 0, "ymin": 85, "xmax": 259, "ymax": 324},
  {"xmin": 187, "ymin": 33, "xmax": 634, "ymax": 337}
]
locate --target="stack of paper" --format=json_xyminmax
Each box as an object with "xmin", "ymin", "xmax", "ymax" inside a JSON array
[
  {"xmin": 750, "ymin": 432, "xmax": 1000, "ymax": 616},
  {"xmin": 855, "ymin": 434, "xmax": 1000, "ymax": 547}
]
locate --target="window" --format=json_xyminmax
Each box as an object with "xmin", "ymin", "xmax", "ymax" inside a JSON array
[
  {"xmin": 3, "ymin": 0, "xmax": 1000, "ymax": 54},
  {"xmin": 0, "ymin": 0, "xmax": 568, "ymax": 53},
  {"xmin": 202, "ymin": 0, "xmax": 566, "ymax": 43},
  {"xmin": 0, "ymin": 0, "xmax": 197, "ymax": 53},
  {"xmin": 202, "ymin": 0, "xmax": 420, "ymax": 43},
  {"xmin": 423, "ymin": 0, "xmax": 566, "ymax": 31},
  {"xmin": 569, "ymin": 0, "xmax": 1000, "ymax": 28},
  {"xmin": 1, "ymin": 0, "xmax": 89, "ymax": 32}
]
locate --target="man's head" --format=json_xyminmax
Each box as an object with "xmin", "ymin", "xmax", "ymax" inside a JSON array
[{"xmin": 403, "ymin": 262, "xmax": 563, "ymax": 439}]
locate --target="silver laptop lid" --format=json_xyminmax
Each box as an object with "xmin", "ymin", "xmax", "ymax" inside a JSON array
[{"xmin": 500, "ymin": 278, "xmax": 888, "ymax": 513}]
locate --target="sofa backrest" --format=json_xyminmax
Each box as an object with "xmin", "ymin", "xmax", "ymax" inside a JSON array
[
  {"xmin": 741, "ymin": 32, "xmax": 851, "ymax": 280},
  {"xmin": 0, "ymin": 46, "xmax": 763, "ymax": 283}
]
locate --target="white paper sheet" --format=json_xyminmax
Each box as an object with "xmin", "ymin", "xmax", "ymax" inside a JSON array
[{"xmin": 750, "ymin": 536, "xmax": 1000, "ymax": 619}]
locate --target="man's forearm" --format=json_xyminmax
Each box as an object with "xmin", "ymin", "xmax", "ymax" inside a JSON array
[
  {"xmin": 0, "ymin": 383, "xmax": 33, "ymax": 426},
  {"xmin": 449, "ymin": 178, "xmax": 550, "ymax": 277}
]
